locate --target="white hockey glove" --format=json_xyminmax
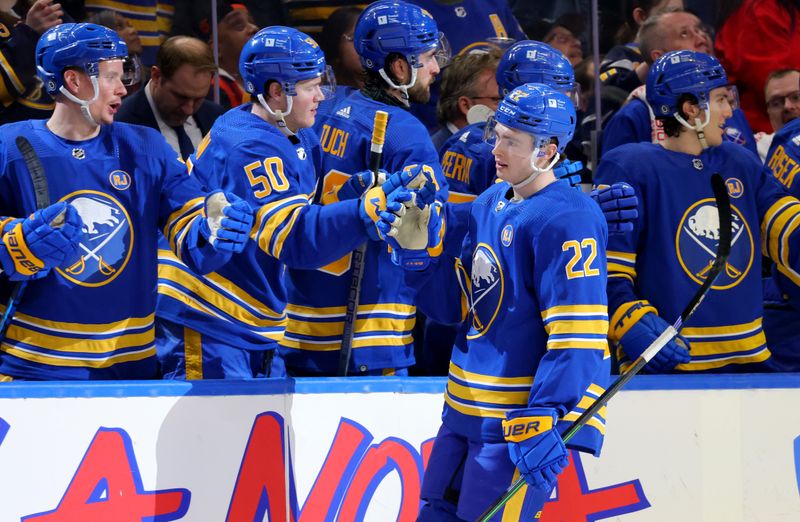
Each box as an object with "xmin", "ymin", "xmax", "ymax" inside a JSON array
[{"xmin": 200, "ymin": 191, "xmax": 254, "ymax": 253}]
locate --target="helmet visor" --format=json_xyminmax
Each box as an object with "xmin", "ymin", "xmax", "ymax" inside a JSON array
[
  {"xmin": 320, "ymin": 64, "xmax": 337, "ymax": 98},
  {"xmin": 484, "ymin": 119, "xmax": 552, "ymax": 161},
  {"xmin": 121, "ymin": 55, "xmax": 142, "ymax": 87},
  {"xmin": 434, "ymin": 32, "xmax": 452, "ymax": 68}
]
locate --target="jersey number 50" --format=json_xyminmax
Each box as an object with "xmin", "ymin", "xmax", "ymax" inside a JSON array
[
  {"xmin": 562, "ymin": 238, "xmax": 599, "ymax": 279},
  {"xmin": 244, "ymin": 157, "xmax": 290, "ymax": 198}
]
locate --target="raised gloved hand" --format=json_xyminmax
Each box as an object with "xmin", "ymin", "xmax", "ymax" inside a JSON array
[
  {"xmin": 199, "ymin": 191, "xmax": 254, "ymax": 253},
  {"xmin": 503, "ymin": 407, "xmax": 568, "ymax": 491},
  {"xmin": 554, "ymin": 158, "xmax": 583, "ymax": 188},
  {"xmin": 591, "ymin": 182, "xmax": 638, "ymax": 234},
  {"xmin": 618, "ymin": 311, "xmax": 690, "ymax": 372},
  {"xmin": 0, "ymin": 202, "xmax": 83, "ymax": 280},
  {"xmin": 321, "ymin": 169, "xmax": 381, "ymax": 205},
  {"xmin": 359, "ymin": 165, "xmax": 430, "ymax": 240},
  {"xmin": 378, "ymin": 199, "xmax": 443, "ymax": 270}
]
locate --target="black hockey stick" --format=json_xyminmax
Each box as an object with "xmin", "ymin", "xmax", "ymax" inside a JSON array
[
  {"xmin": 337, "ymin": 110, "xmax": 389, "ymax": 376},
  {"xmin": 478, "ymin": 173, "xmax": 732, "ymax": 522},
  {"xmin": 0, "ymin": 137, "xmax": 53, "ymax": 340}
]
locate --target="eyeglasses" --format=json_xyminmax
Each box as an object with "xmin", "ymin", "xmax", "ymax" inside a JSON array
[
  {"xmin": 766, "ymin": 91, "xmax": 800, "ymax": 112},
  {"xmin": 469, "ymin": 95, "xmax": 503, "ymax": 103}
]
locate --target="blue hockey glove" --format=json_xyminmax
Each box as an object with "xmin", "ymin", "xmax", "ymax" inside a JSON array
[
  {"xmin": 0, "ymin": 202, "xmax": 83, "ymax": 280},
  {"xmin": 200, "ymin": 191, "xmax": 254, "ymax": 253},
  {"xmin": 618, "ymin": 311, "xmax": 691, "ymax": 372},
  {"xmin": 503, "ymin": 407, "xmax": 568, "ymax": 491},
  {"xmin": 591, "ymin": 182, "xmax": 638, "ymax": 234},
  {"xmin": 321, "ymin": 169, "xmax": 382, "ymax": 205},
  {"xmin": 554, "ymin": 159, "xmax": 583, "ymax": 188}
]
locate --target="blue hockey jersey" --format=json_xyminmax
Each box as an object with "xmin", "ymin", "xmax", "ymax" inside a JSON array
[
  {"xmin": 595, "ymin": 141, "xmax": 800, "ymax": 371},
  {"xmin": 761, "ymin": 116, "xmax": 800, "ymax": 370},
  {"xmin": 601, "ymin": 92, "xmax": 758, "ymax": 158},
  {"xmin": 406, "ymin": 0, "xmax": 525, "ymax": 56},
  {"xmin": 410, "ymin": 181, "xmax": 610, "ymax": 450},
  {"xmin": 279, "ymin": 91, "xmax": 449, "ymax": 374},
  {"xmin": 0, "ymin": 120, "xmax": 223, "ymax": 380},
  {"xmin": 439, "ymin": 121, "xmax": 495, "ymax": 202},
  {"xmin": 157, "ymin": 104, "xmax": 369, "ymax": 354}
]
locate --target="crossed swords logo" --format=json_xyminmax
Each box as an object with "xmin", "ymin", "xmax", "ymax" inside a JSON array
[
  {"xmin": 65, "ymin": 217, "xmax": 126, "ymax": 276},
  {"xmin": 683, "ymin": 213, "xmax": 744, "ymax": 279}
]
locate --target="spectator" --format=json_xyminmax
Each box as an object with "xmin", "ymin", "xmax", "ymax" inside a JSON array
[
  {"xmin": 716, "ymin": 0, "xmax": 800, "ymax": 133},
  {"xmin": 84, "ymin": 0, "xmax": 173, "ymax": 66},
  {"xmin": 86, "ymin": 9, "xmax": 145, "ymax": 95},
  {"xmin": 172, "ymin": 0, "xmax": 284, "ymax": 41},
  {"xmin": 432, "ymin": 49, "xmax": 501, "ymax": 152},
  {"xmin": 527, "ymin": 14, "xmax": 584, "ymax": 66},
  {"xmin": 0, "ymin": 0, "xmax": 65, "ymax": 124},
  {"xmin": 318, "ymin": 6, "xmax": 363, "ymax": 91},
  {"xmin": 212, "ymin": 4, "xmax": 258, "ymax": 109},
  {"xmin": 116, "ymin": 36, "xmax": 225, "ymax": 160},
  {"xmin": 599, "ymin": 0, "xmax": 685, "ymax": 94}
]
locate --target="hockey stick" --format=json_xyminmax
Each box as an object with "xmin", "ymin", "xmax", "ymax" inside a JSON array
[
  {"xmin": 337, "ymin": 110, "xmax": 389, "ymax": 376},
  {"xmin": 0, "ymin": 137, "xmax": 53, "ymax": 340},
  {"xmin": 477, "ymin": 173, "xmax": 732, "ymax": 522}
]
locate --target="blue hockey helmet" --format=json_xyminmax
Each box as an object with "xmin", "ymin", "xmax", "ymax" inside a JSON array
[
  {"xmin": 646, "ymin": 50, "xmax": 729, "ymax": 117},
  {"xmin": 493, "ymin": 83, "xmax": 576, "ymax": 154},
  {"xmin": 36, "ymin": 23, "xmax": 128, "ymax": 96},
  {"xmin": 240, "ymin": 26, "xmax": 333, "ymax": 97},
  {"xmin": 496, "ymin": 41, "xmax": 576, "ymax": 97},
  {"xmin": 353, "ymin": 0, "xmax": 450, "ymax": 72}
]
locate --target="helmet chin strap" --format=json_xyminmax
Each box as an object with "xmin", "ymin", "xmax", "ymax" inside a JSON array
[
  {"xmin": 59, "ymin": 76, "xmax": 101, "ymax": 127},
  {"xmin": 257, "ymin": 93, "xmax": 295, "ymax": 137},
  {"xmin": 378, "ymin": 66, "xmax": 417, "ymax": 107},
  {"xmin": 512, "ymin": 150, "xmax": 560, "ymax": 194},
  {"xmin": 674, "ymin": 108, "xmax": 711, "ymax": 149}
]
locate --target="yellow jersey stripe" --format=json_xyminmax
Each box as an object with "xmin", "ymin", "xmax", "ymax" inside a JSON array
[
  {"xmin": 449, "ymin": 361, "xmax": 533, "ymax": 387},
  {"xmin": 2, "ymin": 342, "xmax": 155, "ymax": 368},
  {"xmin": 446, "ymin": 380, "xmax": 529, "ymax": 406}
]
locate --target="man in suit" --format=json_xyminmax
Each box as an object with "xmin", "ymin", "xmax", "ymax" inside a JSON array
[{"xmin": 116, "ymin": 35, "xmax": 225, "ymax": 160}]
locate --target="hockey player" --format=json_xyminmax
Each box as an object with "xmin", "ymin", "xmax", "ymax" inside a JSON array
[
  {"xmin": 600, "ymin": 10, "xmax": 757, "ymax": 158},
  {"xmin": 155, "ymin": 26, "xmax": 419, "ymax": 379},
  {"xmin": 441, "ymin": 40, "xmax": 585, "ymax": 202},
  {"xmin": 759, "ymin": 106, "xmax": 800, "ymax": 371},
  {"xmin": 595, "ymin": 49, "xmax": 800, "ymax": 373},
  {"xmin": 378, "ymin": 83, "xmax": 610, "ymax": 520},
  {"xmin": 0, "ymin": 23, "xmax": 253, "ymax": 380},
  {"xmin": 277, "ymin": 0, "xmax": 452, "ymax": 376}
]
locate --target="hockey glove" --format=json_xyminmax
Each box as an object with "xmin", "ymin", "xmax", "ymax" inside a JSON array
[
  {"xmin": 321, "ymin": 169, "xmax": 383, "ymax": 205},
  {"xmin": 554, "ymin": 158, "xmax": 583, "ymax": 188},
  {"xmin": 200, "ymin": 191, "xmax": 254, "ymax": 253},
  {"xmin": 379, "ymin": 199, "xmax": 443, "ymax": 270},
  {"xmin": 618, "ymin": 311, "xmax": 691, "ymax": 372},
  {"xmin": 0, "ymin": 202, "xmax": 83, "ymax": 281},
  {"xmin": 591, "ymin": 182, "xmax": 638, "ymax": 234},
  {"xmin": 359, "ymin": 166, "xmax": 429, "ymax": 240},
  {"xmin": 503, "ymin": 407, "xmax": 568, "ymax": 491}
]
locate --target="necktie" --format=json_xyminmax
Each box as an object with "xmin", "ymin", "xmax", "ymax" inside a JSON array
[{"xmin": 171, "ymin": 124, "xmax": 194, "ymax": 161}]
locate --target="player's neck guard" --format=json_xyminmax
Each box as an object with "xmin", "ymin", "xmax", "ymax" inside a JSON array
[
  {"xmin": 257, "ymin": 93, "xmax": 296, "ymax": 137},
  {"xmin": 675, "ymin": 110, "xmax": 711, "ymax": 149},
  {"xmin": 60, "ymin": 76, "xmax": 100, "ymax": 127},
  {"xmin": 511, "ymin": 151, "xmax": 560, "ymax": 193},
  {"xmin": 378, "ymin": 67, "xmax": 417, "ymax": 108}
]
